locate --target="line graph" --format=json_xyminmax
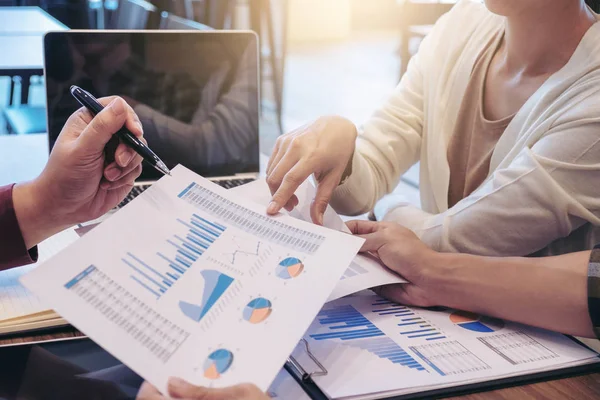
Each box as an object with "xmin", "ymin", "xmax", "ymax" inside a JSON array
[{"xmin": 225, "ymin": 237, "xmax": 262, "ymax": 265}]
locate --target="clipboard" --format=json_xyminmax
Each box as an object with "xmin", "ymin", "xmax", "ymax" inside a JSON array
[{"xmin": 283, "ymin": 337, "xmax": 600, "ymax": 400}]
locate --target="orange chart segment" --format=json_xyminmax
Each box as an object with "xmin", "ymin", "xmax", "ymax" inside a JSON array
[
  {"xmin": 243, "ymin": 298, "xmax": 273, "ymax": 324},
  {"xmin": 449, "ymin": 311, "xmax": 479, "ymax": 324},
  {"xmin": 203, "ymin": 349, "xmax": 234, "ymax": 380},
  {"xmin": 276, "ymin": 257, "xmax": 304, "ymax": 279},
  {"xmin": 450, "ymin": 311, "xmax": 504, "ymax": 333}
]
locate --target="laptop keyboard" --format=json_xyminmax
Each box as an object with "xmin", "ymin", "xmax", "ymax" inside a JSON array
[{"xmin": 116, "ymin": 177, "xmax": 255, "ymax": 209}]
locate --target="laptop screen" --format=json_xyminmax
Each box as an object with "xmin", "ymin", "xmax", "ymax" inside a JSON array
[{"xmin": 44, "ymin": 31, "xmax": 259, "ymax": 181}]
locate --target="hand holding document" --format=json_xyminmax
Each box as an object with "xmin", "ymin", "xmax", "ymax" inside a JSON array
[
  {"xmin": 21, "ymin": 166, "xmax": 364, "ymax": 392},
  {"xmin": 231, "ymin": 179, "xmax": 407, "ymax": 300}
]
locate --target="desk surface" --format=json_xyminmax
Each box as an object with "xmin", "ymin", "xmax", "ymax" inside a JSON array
[
  {"xmin": 0, "ymin": 7, "xmax": 66, "ymax": 35},
  {"xmin": 0, "ymin": 135, "xmax": 599, "ymax": 399}
]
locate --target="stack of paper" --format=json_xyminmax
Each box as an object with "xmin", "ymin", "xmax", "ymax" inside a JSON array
[
  {"xmin": 21, "ymin": 166, "xmax": 364, "ymax": 392},
  {"xmin": 11, "ymin": 170, "xmax": 599, "ymax": 399},
  {"xmin": 0, "ymin": 228, "xmax": 79, "ymax": 335},
  {"xmin": 290, "ymin": 294, "xmax": 599, "ymax": 399}
]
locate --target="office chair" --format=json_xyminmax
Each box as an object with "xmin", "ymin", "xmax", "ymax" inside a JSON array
[
  {"xmin": 3, "ymin": 106, "xmax": 47, "ymax": 135},
  {"xmin": 158, "ymin": 10, "xmax": 210, "ymax": 30},
  {"xmin": 110, "ymin": 0, "xmax": 157, "ymax": 29}
]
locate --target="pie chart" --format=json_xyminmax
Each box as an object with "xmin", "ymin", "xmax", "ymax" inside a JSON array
[
  {"xmin": 203, "ymin": 349, "xmax": 234, "ymax": 379},
  {"xmin": 276, "ymin": 257, "xmax": 304, "ymax": 279},
  {"xmin": 450, "ymin": 311, "xmax": 504, "ymax": 333},
  {"xmin": 243, "ymin": 297, "xmax": 272, "ymax": 324}
]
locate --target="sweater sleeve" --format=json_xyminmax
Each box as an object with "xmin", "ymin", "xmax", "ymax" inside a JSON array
[
  {"xmin": 383, "ymin": 111, "xmax": 600, "ymax": 256},
  {"xmin": 329, "ymin": 44, "xmax": 426, "ymax": 216},
  {"xmin": 329, "ymin": 2, "xmax": 462, "ymax": 215},
  {"xmin": 0, "ymin": 184, "xmax": 37, "ymax": 270}
]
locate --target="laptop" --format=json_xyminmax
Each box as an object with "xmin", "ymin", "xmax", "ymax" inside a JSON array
[{"xmin": 44, "ymin": 30, "xmax": 260, "ymax": 208}]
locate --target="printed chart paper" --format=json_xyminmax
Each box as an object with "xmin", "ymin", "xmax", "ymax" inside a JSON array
[
  {"xmin": 231, "ymin": 179, "xmax": 406, "ymax": 300},
  {"xmin": 21, "ymin": 165, "xmax": 363, "ymax": 392},
  {"xmin": 295, "ymin": 295, "xmax": 599, "ymax": 399}
]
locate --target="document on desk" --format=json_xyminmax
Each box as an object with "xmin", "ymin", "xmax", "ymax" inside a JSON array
[
  {"xmin": 231, "ymin": 179, "xmax": 407, "ymax": 301},
  {"xmin": 21, "ymin": 165, "xmax": 364, "ymax": 392},
  {"xmin": 0, "ymin": 227, "xmax": 78, "ymax": 322},
  {"xmin": 292, "ymin": 294, "xmax": 599, "ymax": 399}
]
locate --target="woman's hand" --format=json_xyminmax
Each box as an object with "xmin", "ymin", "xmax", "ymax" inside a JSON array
[
  {"xmin": 266, "ymin": 116, "xmax": 357, "ymax": 224},
  {"xmin": 137, "ymin": 379, "xmax": 270, "ymax": 400},
  {"xmin": 346, "ymin": 220, "xmax": 440, "ymax": 307},
  {"xmin": 13, "ymin": 96, "xmax": 144, "ymax": 248}
]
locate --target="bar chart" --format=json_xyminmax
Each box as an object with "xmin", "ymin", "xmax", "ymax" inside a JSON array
[
  {"xmin": 123, "ymin": 214, "xmax": 225, "ymax": 298},
  {"xmin": 178, "ymin": 182, "xmax": 325, "ymax": 254},
  {"xmin": 64, "ymin": 265, "xmax": 190, "ymax": 363},
  {"xmin": 309, "ymin": 304, "xmax": 426, "ymax": 372},
  {"xmin": 371, "ymin": 298, "xmax": 447, "ymax": 341}
]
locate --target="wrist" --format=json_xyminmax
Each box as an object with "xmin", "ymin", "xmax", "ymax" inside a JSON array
[
  {"xmin": 13, "ymin": 180, "xmax": 68, "ymax": 248},
  {"xmin": 418, "ymin": 250, "xmax": 459, "ymax": 307}
]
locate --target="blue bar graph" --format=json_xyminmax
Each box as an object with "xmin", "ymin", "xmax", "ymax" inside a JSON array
[
  {"xmin": 371, "ymin": 299, "xmax": 447, "ymax": 341},
  {"xmin": 309, "ymin": 305, "xmax": 426, "ymax": 372},
  {"xmin": 124, "ymin": 214, "xmax": 225, "ymax": 298}
]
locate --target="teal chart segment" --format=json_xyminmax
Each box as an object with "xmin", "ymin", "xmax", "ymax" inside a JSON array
[
  {"xmin": 203, "ymin": 349, "xmax": 234, "ymax": 379},
  {"xmin": 179, "ymin": 270, "xmax": 234, "ymax": 322}
]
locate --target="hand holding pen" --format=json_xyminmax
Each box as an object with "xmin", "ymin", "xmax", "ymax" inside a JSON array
[{"xmin": 70, "ymin": 86, "xmax": 171, "ymax": 176}]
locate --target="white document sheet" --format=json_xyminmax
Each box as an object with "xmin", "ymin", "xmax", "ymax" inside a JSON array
[
  {"xmin": 0, "ymin": 227, "xmax": 79, "ymax": 321},
  {"xmin": 294, "ymin": 294, "xmax": 599, "ymax": 399},
  {"xmin": 231, "ymin": 179, "xmax": 406, "ymax": 300},
  {"xmin": 21, "ymin": 165, "xmax": 363, "ymax": 393}
]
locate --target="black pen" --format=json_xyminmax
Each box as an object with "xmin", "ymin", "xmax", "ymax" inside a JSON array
[{"xmin": 70, "ymin": 85, "xmax": 171, "ymax": 176}]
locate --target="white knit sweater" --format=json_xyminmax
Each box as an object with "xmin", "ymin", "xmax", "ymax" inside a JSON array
[{"xmin": 330, "ymin": 0, "xmax": 600, "ymax": 256}]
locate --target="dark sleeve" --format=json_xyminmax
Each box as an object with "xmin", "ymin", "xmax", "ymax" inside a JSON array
[
  {"xmin": 587, "ymin": 246, "xmax": 600, "ymax": 338},
  {"xmin": 0, "ymin": 184, "xmax": 37, "ymax": 270}
]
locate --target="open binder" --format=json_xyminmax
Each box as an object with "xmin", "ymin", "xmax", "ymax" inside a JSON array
[{"xmin": 283, "ymin": 334, "xmax": 600, "ymax": 399}]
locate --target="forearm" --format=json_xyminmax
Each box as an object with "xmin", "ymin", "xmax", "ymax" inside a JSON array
[{"xmin": 427, "ymin": 250, "xmax": 595, "ymax": 337}]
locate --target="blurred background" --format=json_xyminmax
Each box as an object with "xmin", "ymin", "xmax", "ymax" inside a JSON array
[
  {"xmin": 0, "ymin": 0, "xmax": 459, "ymax": 191},
  {"xmin": 0, "ymin": 0, "xmax": 459, "ymax": 131}
]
